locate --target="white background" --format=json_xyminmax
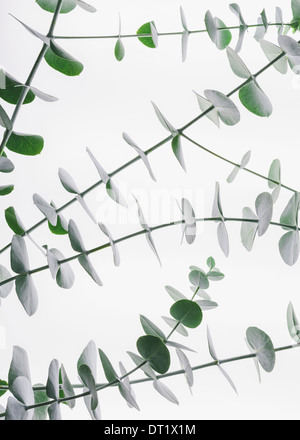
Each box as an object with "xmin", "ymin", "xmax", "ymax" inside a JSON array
[{"xmin": 0, "ymin": 0, "xmax": 300, "ymax": 420}]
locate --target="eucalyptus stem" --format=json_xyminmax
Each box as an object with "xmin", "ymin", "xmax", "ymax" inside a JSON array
[
  {"xmin": 0, "ymin": 0, "xmax": 64, "ymax": 156},
  {"xmin": 0, "ymin": 40, "xmax": 298, "ymax": 255},
  {"xmin": 52, "ymin": 22, "xmax": 287, "ymax": 40},
  {"xmin": 0, "ymin": 216, "xmax": 295, "ymax": 289},
  {"xmin": 0, "ymin": 342, "xmax": 298, "ymax": 418},
  {"xmin": 181, "ymin": 134, "xmax": 297, "ymax": 193}
]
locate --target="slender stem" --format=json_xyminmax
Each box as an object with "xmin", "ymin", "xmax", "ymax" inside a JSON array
[
  {"xmin": 52, "ymin": 22, "xmax": 286, "ymax": 40},
  {"xmin": 0, "ymin": 38, "xmax": 298, "ymax": 254},
  {"xmin": 181, "ymin": 134, "xmax": 297, "ymax": 193},
  {"xmin": 0, "ymin": 0, "xmax": 64, "ymax": 156},
  {"xmin": 0, "ymin": 216, "xmax": 295, "ymax": 289}
]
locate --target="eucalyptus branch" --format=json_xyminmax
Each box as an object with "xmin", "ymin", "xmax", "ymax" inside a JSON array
[
  {"xmin": 53, "ymin": 22, "xmax": 287, "ymax": 40},
  {"xmin": 0, "ymin": 44, "xmax": 297, "ymax": 255},
  {"xmin": 0, "ymin": 0, "xmax": 64, "ymax": 156},
  {"xmin": 0, "ymin": 216, "xmax": 295, "ymax": 290}
]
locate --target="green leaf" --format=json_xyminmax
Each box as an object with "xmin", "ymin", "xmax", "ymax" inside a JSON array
[
  {"xmin": 153, "ymin": 380, "xmax": 179, "ymax": 405},
  {"xmin": 268, "ymin": 159, "xmax": 281, "ymax": 189},
  {"xmin": 10, "ymin": 235, "xmax": 29, "ymax": 274},
  {"xmin": 48, "ymin": 214, "xmax": 68, "ymax": 235},
  {"xmin": 214, "ymin": 17, "xmax": 232, "ymax": 50},
  {"xmin": 15, "ymin": 274, "xmax": 39, "ymax": 317},
  {"xmin": 204, "ymin": 89, "xmax": 240, "ymax": 126},
  {"xmin": 255, "ymin": 192, "xmax": 273, "ymax": 237},
  {"xmin": 260, "ymin": 40, "xmax": 288, "ymax": 74},
  {"xmin": 98, "ymin": 349, "xmax": 118, "ymax": 383},
  {"xmin": 170, "ymin": 299, "xmax": 203, "ymax": 329},
  {"xmin": 127, "ymin": 351, "xmax": 157, "ymax": 380},
  {"xmin": 59, "ymin": 365, "xmax": 75, "ymax": 409},
  {"xmin": 78, "ymin": 254, "xmax": 103, "ymax": 286},
  {"xmin": 292, "ymin": 0, "xmax": 300, "ymax": 19},
  {"xmin": 204, "ymin": 10, "xmax": 217, "ymax": 44},
  {"xmin": 194, "ymin": 92, "xmax": 220, "ymax": 127},
  {"xmin": 246, "ymin": 327, "xmax": 276, "ymax": 373},
  {"xmin": 279, "ymin": 230, "xmax": 300, "ymax": 266},
  {"xmin": 206, "ymin": 270, "xmax": 224, "ymax": 281},
  {"xmin": 260, "ymin": 9, "xmax": 268, "ymax": 31},
  {"xmin": 115, "ymin": 39, "xmax": 125, "ymax": 61},
  {"xmin": 239, "ymin": 80, "xmax": 273, "ymax": 117},
  {"xmin": 137, "ymin": 335, "xmax": 170, "ymax": 374},
  {"xmin": 280, "ymin": 193, "xmax": 300, "ymax": 230},
  {"xmin": 0, "ymin": 380, "xmax": 8, "ymax": 398},
  {"xmin": 241, "ymin": 207, "xmax": 258, "ymax": 252},
  {"xmin": 140, "ymin": 315, "xmax": 166, "ymax": 340},
  {"xmin": 78, "ymin": 365, "xmax": 98, "ymax": 411},
  {"xmin": 46, "ymin": 359, "xmax": 60, "ymax": 400},
  {"xmin": 49, "ymin": 248, "xmax": 75, "ymax": 289},
  {"xmin": 36, "ymin": 0, "xmax": 77, "ymax": 14},
  {"xmin": 189, "ymin": 269, "xmax": 209, "ymax": 289},
  {"xmin": 0, "ymin": 185, "xmax": 14, "ymax": 196},
  {"xmin": 33, "ymin": 194, "xmax": 57, "ymax": 226},
  {"xmin": 287, "ymin": 302, "xmax": 300, "ymax": 343},
  {"xmin": 33, "ymin": 385, "xmax": 49, "ymax": 420},
  {"xmin": 5, "ymin": 207, "xmax": 25, "ymax": 236},
  {"xmin": 6, "ymin": 132, "xmax": 44, "ymax": 156},
  {"xmin": 206, "ymin": 257, "xmax": 216, "ymax": 269},
  {"xmin": 0, "ymin": 70, "xmax": 35, "ymax": 105},
  {"xmin": 44, "ymin": 41, "xmax": 84, "ymax": 76},
  {"xmin": 172, "ymin": 135, "xmax": 186, "ymax": 172},
  {"xmin": 58, "ymin": 168, "xmax": 80, "ymax": 194},
  {"xmin": 137, "ymin": 22, "xmax": 157, "ymax": 48},
  {"xmin": 226, "ymin": 47, "xmax": 251, "ymax": 79},
  {"xmin": 8, "ymin": 346, "xmax": 31, "ymax": 388}
]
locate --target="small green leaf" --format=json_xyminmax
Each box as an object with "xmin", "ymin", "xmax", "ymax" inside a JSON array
[
  {"xmin": 5, "ymin": 207, "xmax": 25, "ymax": 235},
  {"xmin": 268, "ymin": 159, "xmax": 281, "ymax": 189},
  {"xmin": 0, "ymin": 70, "xmax": 35, "ymax": 105},
  {"xmin": 98, "ymin": 349, "xmax": 118, "ymax": 383},
  {"xmin": 0, "ymin": 185, "xmax": 14, "ymax": 196},
  {"xmin": 137, "ymin": 22, "xmax": 157, "ymax": 48},
  {"xmin": 33, "ymin": 385, "xmax": 49, "ymax": 420},
  {"xmin": 246, "ymin": 327, "xmax": 276, "ymax": 373},
  {"xmin": 36, "ymin": 0, "xmax": 77, "ymax": 14},
  {"xmin": 115, "ymin": 39, "xmax": 125, "ymax": 61},
  {"xmin": 165, "ymin": 286, "xmax": 186, "ymax": 302},
  {"xmin": 170, "ymin": 299, "xmax": 203, "ymax": 329},
  {"xmin": 59, "ymin": 365, "xmax": 75, "ymax": 409},
  {"xmin": 215, "ymin": 17, "xmax": 232, "ymax": 50},
  {"xmin": 239, "ymin": 80, "xmax": 273, "ymax": 117},
  {"xmin": 292, "ymin": 0, "xmax": 300, "ymax": 20},
  {"xmin": 140, "ymin": 315, "xmax": 166, "ymax": 340},
  {"xmin": 260, "ymin": 40, "xmax": 287, "ymax": 74},
  {"xmin": 45, "ymin": 41, "xmax": 84, "ymax": 76},
  {"xmin": 48, "ymin": 214, "xmax": 68, "ymax": 235},
  {"xmin": 206, "ymin": 257, "xmax": 215, "ymax": 269},
  {"xmin": 15, "ymin": 274, "xmax": 39, "ymax": 317},
  {"xmin": 6, "ymin": 132, "xmax": 44, "ymax": 156},
  {"xmin": 204, "ymin": 89, "xmax": 240, "ymax": 126},
  {"xmin": 172, "ymin": 135, "xmax": 186, "ymax": 172},
  {"xmin": 241, "ymin": 208, "xmax": 258, "ymax": 252},
  {"xmin": 280, "ymin": 193, "xmax": 300, "ymax": 230},
  {"xmin": 255, "ymin": 192, "xmax": 273, "ymax": 237},
  {"xmin": 137, "ymin": 335, "xmax": 170, "ymax": 374},
  {"xmin": 279, "ymin": 230, "xmax": 300, "ymax": 266}
]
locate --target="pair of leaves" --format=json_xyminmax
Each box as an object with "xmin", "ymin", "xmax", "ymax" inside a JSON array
[
  {"xmin": 212, "ymin": 183, "xmax": 229, "ymax": 257},
  {"xmin": 204, "ymin": 11, "xmax": 232, "ymax": 51},
  {"xmin": 195, "ymin": 90, "xmax": 240, "ymax": 128},
  {"xmin": 229, "ymin": 3, "xmax": 248, "ymax": 53},
  {"xmin": 86, "ymin": 148, "xmax": 128, "ymax": 208},
  {"xmin": 241, "ymin": 192, "xmax": 273, "ymax": 252},
  {"xmin": 68, "ymin": 219, "xmax": 103, "ymax": 286},
  {"xmin": 137, "ymin": 22, "xmax": 159, "ymax": 49},
  {"xmin": 278, "ymin": 193, "xmax": 300, "ymax": 266},
  {"xmin": 226, "ymin": 47, "xmax": 273, "ymax": 118}
]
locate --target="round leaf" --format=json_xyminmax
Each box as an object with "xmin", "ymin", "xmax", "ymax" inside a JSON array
[
  {"xmin": 246, "ymin": 327, "xmax": 276, "ymax": 373},
  {"xmin": 170, "ymin": 299, "xmax": 203, "ymax": 329},
  {"xmin": 137, "ymin": 335, "xmax": 170, "ymax": 374}
]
